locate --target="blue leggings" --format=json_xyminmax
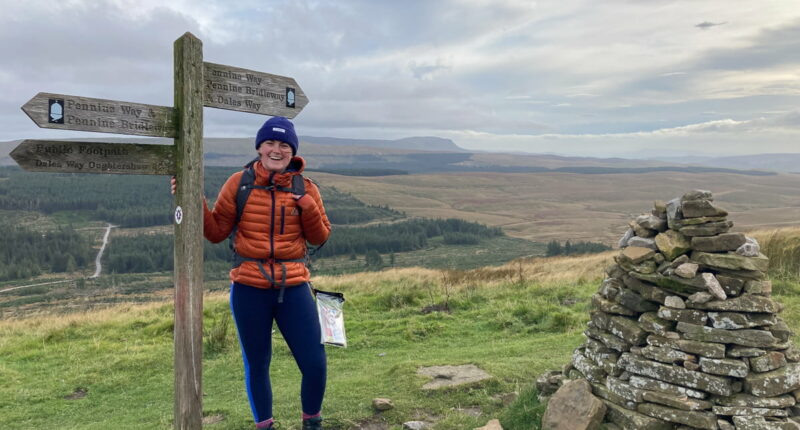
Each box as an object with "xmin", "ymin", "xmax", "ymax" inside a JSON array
[{"xmin": 230, "ymin": 282, "xmax": 327, "ymax": 422}]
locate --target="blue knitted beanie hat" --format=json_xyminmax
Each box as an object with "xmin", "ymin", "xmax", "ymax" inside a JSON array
[{"xmin": 255, "ymin": 116, "xmax": 299, "ymax": 155}]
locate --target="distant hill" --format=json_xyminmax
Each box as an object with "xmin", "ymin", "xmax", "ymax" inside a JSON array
[
  {"xmin": 299, "ymin": 135, "xmax": 467, "ymax": 152},
  {"xmin": 0, "ymin": 137, "xmax": 783, "ymax": 176},
  {"xmin": 651, "ymin": 153, "xmax": 800, "ymax": 173}
]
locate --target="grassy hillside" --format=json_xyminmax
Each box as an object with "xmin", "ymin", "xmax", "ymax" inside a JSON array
[
  {"xmin": 308, "ymin": 171, "xmax": 800, "ymax": 244},
  {"xmin": 1, "ymin": 228, "xmax": 799, "ymax": 429}
]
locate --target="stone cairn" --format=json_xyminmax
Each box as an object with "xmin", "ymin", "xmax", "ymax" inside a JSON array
[{"xmin": 538, "ymin": 190, "xmax": 800, "ymax": 430}]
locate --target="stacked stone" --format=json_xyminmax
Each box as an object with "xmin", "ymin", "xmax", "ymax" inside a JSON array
[{"xmin": 540, "ymin": 190, "xmax": 800, "ymax": 430}]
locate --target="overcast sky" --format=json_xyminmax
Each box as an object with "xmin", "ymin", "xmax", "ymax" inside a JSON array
[{"xmin": 2, "ymin": 0, "xmax": 799, "ymax": 157}]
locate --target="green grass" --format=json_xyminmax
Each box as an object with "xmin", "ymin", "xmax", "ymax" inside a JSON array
[
  {"xmin": 0, "ymin": 276, "xmax": 596, "ymax": 430},
  {"xmin": 313, "ymin": 236, "xmax": 545, "ymax": 276}
]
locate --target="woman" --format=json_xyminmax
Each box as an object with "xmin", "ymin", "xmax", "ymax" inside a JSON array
[{"xmin": 174, "ymin": 116, "xmax": 331, "ymax": 429}]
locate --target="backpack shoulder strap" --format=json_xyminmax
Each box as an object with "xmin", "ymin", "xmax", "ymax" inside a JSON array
[
  {"xmin": 235, "ymin": 158, "xmax": 259, "ymax": 226},
  {"xmin": 291, "ymin": 174, "xmax": 305, "ymax": 196}
]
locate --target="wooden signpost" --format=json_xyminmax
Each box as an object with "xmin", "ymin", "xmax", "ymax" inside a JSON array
[
  {"xmin": 21, "ymin": 92, "xmax": 176, "ymax": 138},
  {"xmin": 10, "ymin": 140, "xmax": 175, "ymax": 175},
  {"xmin": 12, "ymin": 32, "xmax": 308, "ymax": 430},
  {"xmin": 204, "ymin": 61, "xmax": 308, "ymax": 118}
]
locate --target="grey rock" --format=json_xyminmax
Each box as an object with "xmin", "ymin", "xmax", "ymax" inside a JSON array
[
  {"xmin": 744, "ymin": 280, "xmax": 773, "ymax": 295},
  {"xmin": 623, "ymin": 275, "xmax": 669, "ymax": 304},
  {"xmin": 542, "ymin": 379, "xmax": 607, "ymax": 430},
  {"xmin": 473, "ymin": 419, "xmax": 502, "ymax": 430},
  {"xmin": 680, "ymin": 220, "xmax": 733, "ymax": 237},
  {"xmin": 691, "ymin": 232, "xmax": 747, "ymax": 252},
  {"xmin": 603, "ymin": 400, "xmax": 674, "ymax": 430},
  {"xmin": 728, "ymin": 346, "xmax": 767, "ymax": 358},
  {"xmin": 713, "ymin": 393, "xmax": 796, "ymax": 408},
  {"xmin": 669, "ymin": 254, "xmax": 690, "ymax": 268},
  {"xmin": 681, "ymin": 199, "xmax": 728, "ymax": 218},
  {"xmin": 606, "ymin": 315, "xmax": 648, "ymax": 346},
  {"xmin": 658, "ymin": 306, "xmax": 708, "ymax": 325},
  {"xmin": 618, "ymin": 228, "xmax": 634, "ymax": 249},
  {"xmin": 737, "ymin": 236, "xmax": 761, "ymax": 257},
  {"xmin": 699, "ymin": 357, "xmax": 749, "ymax": 378},
  {"xmin": 372, "ymin": 398, "xmax": 394, "ymax": 411},
  {"xmin": 637, "ymin": 402, "xmax": 717, "ymax": 429},
  {"xmin": 708, "ymin": 312, "xmax": 777, "ymax": 330},
  {"xmin": 717, "ymin": 419, "xmax": 735, "ymax": 430},
  {"xmin": 684, "ymin": 360, "xmax": 701, "ymax": 371},
  {"xmin": 619, "ymin": 353, "xmax": 734, "ymax": 396},
  {"xmin": 638, "ymin": 312, "xmax": 675, "ymax": 336},
  {"xmin": 691, "ymin": 251, "xmax": 770, "ymax": 272},
  {"xmin": 606, "ymin": 264, "xmax": 626, "ymax": 279},
  {"xmin": 784, "ymin": 346, "xmax": 800, "ymax": 362},
  {"xmin": 585, "ymin": 325, "xmax": 630, "ymax": 352},
  {"xmin": 417, "ymin": 364, "xmax": 492, "ymax": 390},
  {"xmin": 615, "ymin": 289, "xmax": 659, "ymax": 313},
  {"xmin": 687, "ymin": 291, "xmax": 714, "ymax": 305},
  {"xmin": 687, "ymin": 294, "xmax": 782, "ymax": 313},
  {"xmin": 628, "ymin": 236, "xmax": 658, "ymax": 250},
  {"xmin": 676, "ymin": 322, "xmax": 779, "ymax": 348},
  {"xmin": 674, "ymin": 263, "xmax": 699, "ymax": 279},
  {"xmin": 591, "ymin": 381, "xmax": 637, "ymax": 411},
  {"xmin": 648, "ymin": 334, "xmax": 726, "ymax": 358},
  {"xmin": 640, "ymin": 345, "xmax": 696, "ymax": 364},
  {"xmin": 641, "ymin": 390, "xmax": 712, "ymax": 411},
  {"xmin": 628, "ymin": 374, "xmax": 709, "ymax": 399},
  {"xmin": 664, "ymin": 295, "xmax": 686, "ymax": 309},
  {"xmin": 708, "ymin": 312, "xmax": 776, "ymax": 330},
  {"xmin": 630, "ymin": 272, "xmax": 707, "ymax": 296},
  {"xmin": 702, "ymin": 272, "xmax": 727, "ymax": 300},
  {"xmin": 636, "ymin": 214, "xmax": 668, "ymax": 232},
  {"xmin": 682, "ymin": 190, "xmax": 713, "ymax": 202},
  {"xmin": 744, "ymin": 363, "xmax": 800, "ymax": 397},
  {"xmin": 592, "ymin": 294, "xmax": 637, "ymax": 317},
  {"xmin": 717, "ymin": 274, "xmax": 745, "ymax": 297},
  {"xmin": 750, "ymin": 352, "xmax": 787, "ymax": 373},
  {"xmin": 712, "ymin": 406, "xmax": 788, "ymax": 417},
  {"xmin": 653, "ymin": 200, "xmax": 667, "ymax": 215},
  {"xmin": 631, "ymin": 220, "xmax": 657, "ymax": 238},
  {"xmin": 732, "ymin": 416, "xmax": 800, "ymax": 430},
  {"xmin": 655, "ymin": 230, "xmax": 691, "ymax": 261},
  {"xmin": 619, "ymin": 246, "xmax": 656, "ymax": 265},
  {"xmin": 536, "ymin": 371, "xmax": 564, "ymax": 397},
  {"xmin": 606, "ymin": 377, "xmax": 645, "ymax": 403},
  {"xmin": 599, "ymin": 278, "xmax": 621, "ymax": 301},
  {"xmin": 666, "ymin": 198, "xmax": 683, "ymax": 230}
]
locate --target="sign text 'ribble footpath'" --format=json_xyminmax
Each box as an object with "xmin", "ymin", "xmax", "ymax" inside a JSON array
[
  {"xmin": 21, "ymin": 92, "xmax": 177, "ymax": 138},
  {"xmin": 10, "ymin": 140, "xmax": 175, "ymax": 175},
  {"xmin": 203, "ymin": 62, "xmax": 308, "ymax": 118}
]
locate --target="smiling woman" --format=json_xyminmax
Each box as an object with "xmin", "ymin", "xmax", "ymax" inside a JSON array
[{"xmin": 189, "ymin": 116, "xmax": 332, "ymax": 430}]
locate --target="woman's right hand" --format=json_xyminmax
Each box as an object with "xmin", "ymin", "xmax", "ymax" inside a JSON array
[{"xmin": 170, "ymin": 176, "xmax": 177, "ymax": 195}]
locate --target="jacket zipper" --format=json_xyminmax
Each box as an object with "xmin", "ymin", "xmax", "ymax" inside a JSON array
[
  {"xmin": 269, "ymin": 172, "xmax": 276, "ymax": 285},
  {"xmin": 280, "ymin": 205, "xmax": 286, "ymax": 235}
]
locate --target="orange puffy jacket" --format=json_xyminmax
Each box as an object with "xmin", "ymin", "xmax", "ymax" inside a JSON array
[{"xmin": 203, "ymin": 156, "xmax": 331, "ymax": 289}]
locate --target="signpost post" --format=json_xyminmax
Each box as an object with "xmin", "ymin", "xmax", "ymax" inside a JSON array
[{"xmin": 11, "ymin": 31, "xmax": 308, "ymax": 429}]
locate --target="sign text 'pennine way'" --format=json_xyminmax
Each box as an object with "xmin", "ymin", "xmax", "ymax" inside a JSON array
[
  {"xmin": 10, "ymin": 139, "xmax": 176, "ymax": 175},
  {"xmin": 21, "ymin": 92, "xmax": 177, "ymax": 138},
  {"xmin": 203, "ymin": 62, "xmax": 308, "ymax": 118}
]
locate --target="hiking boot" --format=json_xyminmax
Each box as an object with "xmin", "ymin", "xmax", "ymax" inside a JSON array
[{"xmin": 302, "ymin": 416, "xmax": 322, "ymax": 430}]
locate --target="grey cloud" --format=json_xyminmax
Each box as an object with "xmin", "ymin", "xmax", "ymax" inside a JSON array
[
  {"xmin": 695, "ymin": 21, "xmax": 727, "ymax": 30},
  {"xmin": 696, "ymin": 18, "xmax": 800, "ymax": 70}
]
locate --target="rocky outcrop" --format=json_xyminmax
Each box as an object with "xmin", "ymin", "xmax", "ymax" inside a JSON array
[{"xmin": 541, "ymin": 191, "xmax": 800, "ymax": 429}]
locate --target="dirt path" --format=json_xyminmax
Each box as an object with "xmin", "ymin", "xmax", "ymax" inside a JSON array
[
  {"xmin": 91, "ymin": 223, "xmax": 116, "ymax": 278},
  {"xmin": 0, "ymin": 279, "xmax": 74, "ymax": 294}
]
